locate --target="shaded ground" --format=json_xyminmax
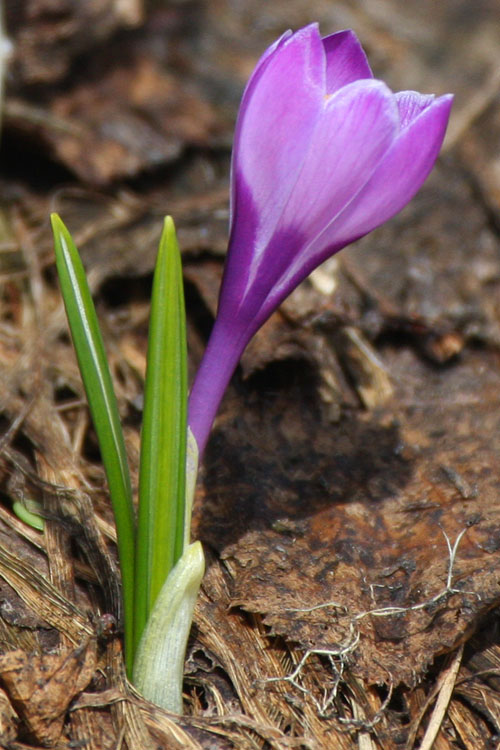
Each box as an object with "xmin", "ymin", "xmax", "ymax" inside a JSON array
[{"xmin": 0, "ymin": 1, "xmax": 500, "ymax": 748}]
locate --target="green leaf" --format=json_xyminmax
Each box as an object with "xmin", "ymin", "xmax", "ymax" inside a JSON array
[
  {"xmin": 134, "ymin": 216, "xmax": 188, "ymax": 652},
  {"xmin": 51, "ymin": 214, "xmax": 135, "ymax": 672}
]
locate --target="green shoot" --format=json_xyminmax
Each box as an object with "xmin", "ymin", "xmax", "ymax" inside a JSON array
[
  {"xmin": 134, "ymin": 217, "xmax": 188, "ymax": 652},
  {"xmin": 51, "ymin": 214, "xmax": 136, "ymax": 671},
  {"xmin": 133, "ymin": 541, "xmax": 204, "ymax": 712},
  {"xmin": 12, "ymin": 500, "xmax": 45, "ymax": 531}
]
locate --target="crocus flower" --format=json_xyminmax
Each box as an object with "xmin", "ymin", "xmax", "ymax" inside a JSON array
[{"xmin": 188, "ymin": 24, "xmax": 452, "ymax": 456}]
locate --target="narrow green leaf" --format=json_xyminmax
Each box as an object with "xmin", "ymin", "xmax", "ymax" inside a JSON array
[
  {"xmin": 51, "ymin": 214, "xmax": 135, "ymax": 672},
  {"xmin": 134, "ymin": 216, "xmax": 188, "ymax": 652}
]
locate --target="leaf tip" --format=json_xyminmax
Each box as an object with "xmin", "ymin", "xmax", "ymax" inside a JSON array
[
  {"xmin": 50, "ymin": 212, "xmax": 63, "ymax": 232},
  {"xmin": 161, "ymin": 215, "xmax": 179, "ymax": 250},
  {"xmin": 50, "ymin": 214, "xmax": 71, "ymax": 250},
  {"xmin": 164, "ymin": 215, "xmax": 175, "ymax": 232}
]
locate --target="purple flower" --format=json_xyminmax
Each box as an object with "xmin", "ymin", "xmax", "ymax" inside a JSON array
[{"xmin": 188, "ymin": 24, "xmax": 452, "ymax": 455}]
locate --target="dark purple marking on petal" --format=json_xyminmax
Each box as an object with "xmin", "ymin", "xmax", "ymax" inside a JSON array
[
  {"xmin": 236, "ymin": 223, "xmax": 308, "ymax": 337},
  {"xmin": 218, "ymin": 173, "xmax": 259, "ymax": 321}
]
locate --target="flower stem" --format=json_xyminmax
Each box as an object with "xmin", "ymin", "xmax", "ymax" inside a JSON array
[{"xmin": 188, "ymin": 319, "xmax": 246, "ymax": 458}]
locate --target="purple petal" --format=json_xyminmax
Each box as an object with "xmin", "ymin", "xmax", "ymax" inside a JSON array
[
  {"xmin": 222, "ymin": 79, "xmax": 401, "ymax": 337},
  {"xmin": 223, "ymin": 25, "xmax": 326, "ymax": 320},
  {"xmin": 302, "ymin": 94, "xmax": 453, "ymax": 263},
  {"xmin": 250, "ymin": 29, "xmax": 294, "ymax": 73},
  {"xmin": 322, "ymin": 30, "xmax": 373, "ymax": 93},
  {"xmin": 217, "ymin": 177, "xmax": 259, "ymax": 320},
  {"xmin": 277, "ymin": 79, "xmax": 399, "ymax": 240},
  {"xmin": 188, "ymin": 24, "xmax": 453, "ymax": 459},
  {"xmin": 255, "ymin": 94, "xmax": 452, "ymax": 326},
  {"xmin": 227, "ymin": 27, "xmax": 292, "ymax": 225},
  {"xmin": 396, "ymin": 90, "xmax": 437, "ymax": 128},
  {"xmin": 230, "ymin": 24, "xmax": 325, "ymax": 243}
]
